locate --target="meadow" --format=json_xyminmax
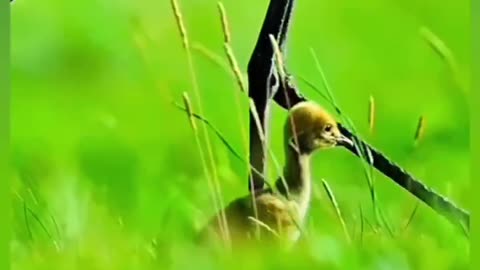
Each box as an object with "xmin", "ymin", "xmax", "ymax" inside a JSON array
[{"xmin": 11, "ymin": 0, "xmax": 470, "ymax": 269}]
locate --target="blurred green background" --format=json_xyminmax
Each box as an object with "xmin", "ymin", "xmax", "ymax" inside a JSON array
[{"xmin": 11, "ymin": 0, "xmax": 470, "ymax": 269}]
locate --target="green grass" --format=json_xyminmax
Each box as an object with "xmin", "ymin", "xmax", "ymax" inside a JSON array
[{"xmin": 11, "ymin": 0, "xmax": 470, "ymax": 269}]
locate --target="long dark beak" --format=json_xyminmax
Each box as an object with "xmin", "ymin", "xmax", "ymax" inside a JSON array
[{"xmin": 336, "ymin": 134, "xmax": 354, "ymax": 147}]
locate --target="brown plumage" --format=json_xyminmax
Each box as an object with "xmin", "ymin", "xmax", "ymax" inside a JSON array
[{"xmin": 197, "ymin": 101, "xmax": 352, "ymax": 249}]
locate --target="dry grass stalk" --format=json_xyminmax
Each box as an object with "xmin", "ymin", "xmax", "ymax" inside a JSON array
[{"xmin": 170, "ymin": 0, "xmax": 231, "ymax": 247}]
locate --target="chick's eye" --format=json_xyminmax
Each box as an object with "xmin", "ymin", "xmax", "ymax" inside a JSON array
[{"xmin": 324, "ymin": 124, "xmax": 333, "ymax": 133}]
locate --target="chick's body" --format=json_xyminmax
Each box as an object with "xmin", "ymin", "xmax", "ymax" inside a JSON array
[
  {"xmin": 198, "ymin": 188, "xmax": 306, "ymax": 247},
  {"xmin": 197, "ymin": 101, "xmax": 351, "ymax": 248}
]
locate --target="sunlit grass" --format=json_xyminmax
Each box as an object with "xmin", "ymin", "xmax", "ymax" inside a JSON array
[{"xmin": 11, "ymin": 0, "xmax": 470, "ymax": 269}]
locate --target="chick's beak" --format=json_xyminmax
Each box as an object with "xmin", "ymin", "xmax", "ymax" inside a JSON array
[{"xmin": 335, "ymin": 134, "xmax": 354, "ymax": 147}]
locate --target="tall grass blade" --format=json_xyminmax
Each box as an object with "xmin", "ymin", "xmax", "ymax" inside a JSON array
[
  {"xmin": 170, "ymin": 0, "xmax": 231, "ymax": 247},
  {"xmin": 321, "ymin": 179, "xmax": 351, "ymax": 243}
]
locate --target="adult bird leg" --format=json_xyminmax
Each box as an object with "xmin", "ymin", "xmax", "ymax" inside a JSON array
[{"xmin": 247, "ymin": 0, "xmax": 296, "ymax": 192}]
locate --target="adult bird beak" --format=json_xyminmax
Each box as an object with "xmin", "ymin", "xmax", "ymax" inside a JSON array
[{"xmin": 336, "ymin": 134, "xmax": 354, "ymax": 147}]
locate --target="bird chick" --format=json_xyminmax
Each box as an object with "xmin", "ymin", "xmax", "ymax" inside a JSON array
[{"xmin": 197, "ymin": 101, "xmax": 352, "ymax": 249}]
